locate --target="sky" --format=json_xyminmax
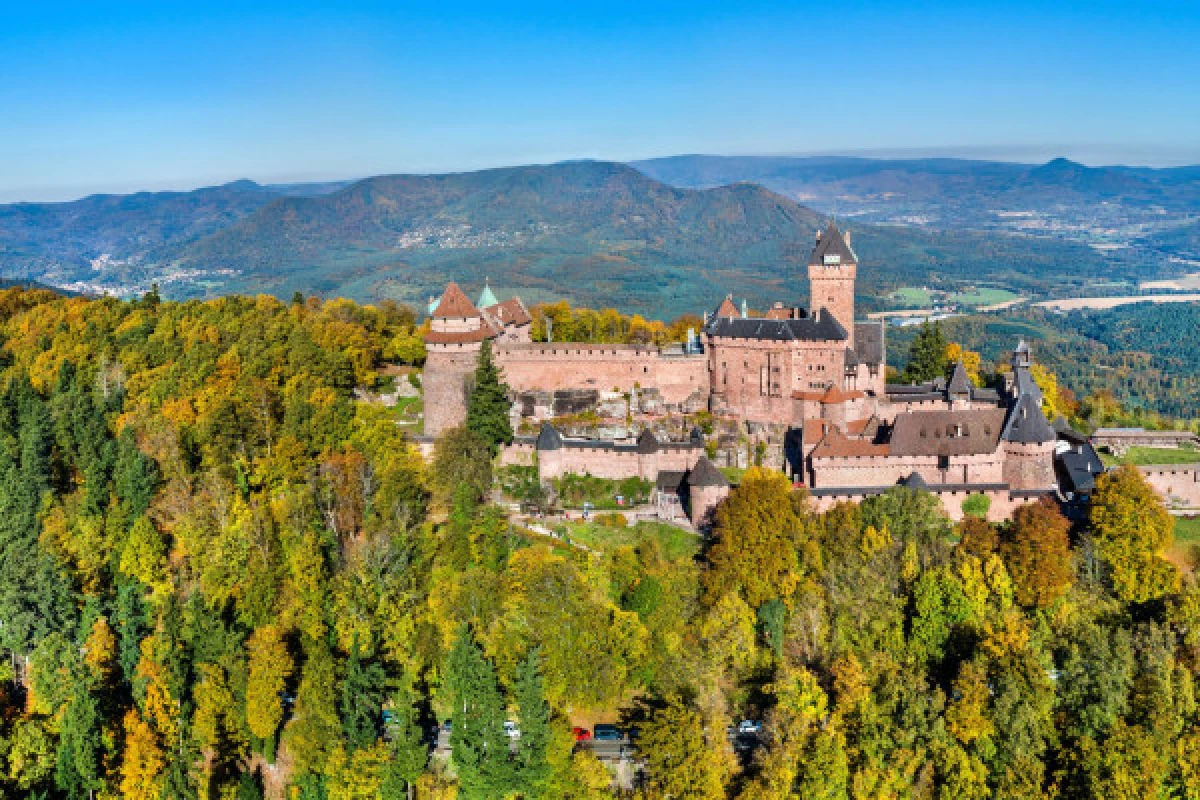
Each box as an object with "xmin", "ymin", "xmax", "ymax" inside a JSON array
[{"xmin": 2, "ymin": 0, "xmax": 1200, "ymax": 202}]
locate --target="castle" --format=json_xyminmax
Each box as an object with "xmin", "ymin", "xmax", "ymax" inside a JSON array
[{"xmin": 422, "ymin": 223, "xmax": 1069, "ymax": 524}]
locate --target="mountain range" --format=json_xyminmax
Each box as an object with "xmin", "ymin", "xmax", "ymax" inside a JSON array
[{"xmin": 0, "ymin": 158, "xmax": 1193, "ymax": 316}]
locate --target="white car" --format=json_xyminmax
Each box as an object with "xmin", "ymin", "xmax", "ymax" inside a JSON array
[
  {"xmin": 737, "ymin": 719, "xmax": 763, "ymax": 735},
  {"xmin": 504, "ymin": 721, "xmax": 521, "ymax": 739}
]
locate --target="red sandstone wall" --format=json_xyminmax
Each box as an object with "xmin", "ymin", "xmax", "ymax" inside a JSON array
[
  {"xmin": 423, "ymin": 344, "xmax": 480, "ymax": 437},
  {"xmin": 538, "ymin": 445, "xmax": 703, "ymax": 482},
  {"xmin": 810, "ymin": 451, "xmax": 1006, "ymax": 489},
  {"xmin": 1140, "ymin": 466, "xmax": 1200, "ymax": 508},
  {"xmin": 494, "ymin": 344, "xmax": 708, "ymax": 406}
]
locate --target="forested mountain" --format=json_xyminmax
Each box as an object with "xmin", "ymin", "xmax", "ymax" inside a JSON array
[
  {"xmin": 0, "ymin": 285, "xmax": 1197, "ymax": 798},
  {"xmin": 2, "ymin": 162, "xmax": 1139, "ymax": 316}
]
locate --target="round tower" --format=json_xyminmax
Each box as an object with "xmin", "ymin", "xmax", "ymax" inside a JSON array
[{"xmin": 423, "ymin": 282, "xmax": 489, "ymax": 437}]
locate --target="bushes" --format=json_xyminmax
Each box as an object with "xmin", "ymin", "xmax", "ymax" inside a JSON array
[{"xmin": 551, "ymin": 473, "xmax": 653, "ymax": 510}]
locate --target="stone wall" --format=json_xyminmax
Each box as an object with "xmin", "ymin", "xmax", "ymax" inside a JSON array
[
  {"xmin": 690, "ymin": 483, "xmax": 730, "ymax": 528},
  {"xmin": 809, "ymin": 450, "xmax": 1007, "ymax": 489},
  {"xmin": 1002, "ymin": 442, "xmax": 1059, "ymax": 490},
  {"xmin": 1139, "ymin": 465, "xmax": 1200, "ymax": 508},
  {"xmin": 423, "ymin": 343, "xmax": 481, "ymax": 437},
  {"xmin": 494, "ymin": 344, "xmax": 708, "ymax": 407},
  {"xmin": 539, "ymin": 443, "xmax": 702, "ymax": 482}
]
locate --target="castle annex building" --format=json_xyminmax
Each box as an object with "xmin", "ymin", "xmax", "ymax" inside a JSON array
[{"xmin": 423, "ymin": 223, "xmax": 1069, "ymax": 522}]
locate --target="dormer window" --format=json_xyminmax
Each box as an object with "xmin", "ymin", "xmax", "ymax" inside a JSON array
[{"xmin": 824, "ymin": 254, "xmax": 841, "ymax": 265}]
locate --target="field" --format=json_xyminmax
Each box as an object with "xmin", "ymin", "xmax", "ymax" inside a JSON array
[
  {"xmin": 1168, "ymin": 516, "xmax": 1200, "ymax": 573},
  {"xmin": 1141, "ymin": 271, "xmax": 1200, "ymax": 291},
  {"xmin": 556, "ymin": 518, "xmax": 700, "ymax": 561},
  {"xmin": 1099, "ymin": 445, "xmax": 1200, "ymax": 467},
  {"xmin": 1035, "ymin": 294, "xmax": 1200, "ymax": 311},
  {"xmin": 949, "ymin": 287, "xmax": 1021, "ymax": 307},
  {"xmin": 888, "ymin": 287, "xmax": 933, "ymax": 307}
]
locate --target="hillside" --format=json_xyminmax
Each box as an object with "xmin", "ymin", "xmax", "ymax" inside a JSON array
[{"xmin": 0, "ymin": 160, "xmax": 1148, "ymax": 316}]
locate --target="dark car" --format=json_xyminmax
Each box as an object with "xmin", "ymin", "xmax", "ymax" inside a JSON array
[{"xmin": 592, "ymin": 724, "xmax": 623, "ymax": 741}]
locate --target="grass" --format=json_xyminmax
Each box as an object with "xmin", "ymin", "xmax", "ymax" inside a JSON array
[
  {"xmin": 552, "ymin": 473, "xmax": 654, "ymax": 510},
  {"xmin": 1167, "ymin": 516, "xmax": 1200, "ymax": 574},
  {"xmin": 1099, "ymin": 445, "xmax": 1200, "ymax": 467},
  {"xmin": 949, "ymin": 287, "xmax": 1021, "ymax": 307},
  {"xmin": 719, "ymin": 466, "xmax": 746, "ymax": 485},
  {"xmin": 889, "ymin": 287, "xmax": 933, "ymax": 308},
  {"xmin": 394, "ymin": 395, "xmax": 423, "ymax": 428},
  {"xmin": 557, "ymin": 519, "xmax": 700, "ymax": 561}
]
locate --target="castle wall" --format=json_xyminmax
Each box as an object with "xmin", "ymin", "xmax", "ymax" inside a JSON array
[
  {"xmin": 809, "ymin": 450, "xmax": 1007, "ymax": 490},
  {"xmin": 499, "ymin": 440, "xmax": 537, "ymax": 467},
  {"xmin": 494, "ymin": 344, "xmax": 708, "ymax": 407},
  {"xmin": 1139, "ymin": 465, "xmax": 1200, "ymax": 508},
  {"xmin": 423, "ymin": 343, "xmax": 481, "ymax": 437},
  {"xmin": 809, "ymin": 487, "xmax": 1037, "ymax": 523},
  {"xmin": 538, "ymin": 444, "xmax": 702, "ymax": 482}
]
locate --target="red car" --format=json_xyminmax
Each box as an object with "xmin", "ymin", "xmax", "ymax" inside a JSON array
[{"xmin": 573, "ymin": 726, "xmax": 593, "ymax": 742}]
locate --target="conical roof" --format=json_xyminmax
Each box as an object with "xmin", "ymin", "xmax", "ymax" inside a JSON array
[
  {"xmin": 535, "ymin": 423, "xmax": 563, "ymax": 451},
  {"xmin": 948, "ymin": 360, "xmax": 972, "ymax": 395},
  {"xmin": 1001, "ymin": 393, "xmax": 1056, "ymax": 444},
  {"xmin": 432, "ymin": 282, "xmax": 479, "ymax": 319},
  {"xmin": 688, "ymin": 456, "xmax": 730, "ymax": 488},
  {"xmin": 636, "ymin": 428, "xmax": 660, "ymax": 454},
  {"xmin": 477, "ymin": 280, "xmax": 499, "ymax": 309},
  {"xmin": 900, "ymin": 471, "xmax": 928, "ymax": 490}
]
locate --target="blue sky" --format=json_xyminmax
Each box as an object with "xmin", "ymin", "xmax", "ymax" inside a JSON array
[{"xmin": 2, "ymin": 0, "xmax": 1199, "ymax": 201}]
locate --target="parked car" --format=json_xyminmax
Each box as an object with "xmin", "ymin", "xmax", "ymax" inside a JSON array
[
  {"xmin": 503, "ymin": 721, "xmax": 521, "ymax": 739},
  {"xmin": 737, "ymin": 720, "xmax": 763, "ymax": 735},
  {"xmin": 593, "ymin": 724, "xmax": 623, "ymax": 741},
  {"xmin": 572, "ymin": 726, "xmax": 593, "ymax": 742}
]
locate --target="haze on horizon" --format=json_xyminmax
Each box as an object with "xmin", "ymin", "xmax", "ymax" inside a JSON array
[{"xmin": 3, "ymin": 0, "xmax": 1200, "ymax": 203}]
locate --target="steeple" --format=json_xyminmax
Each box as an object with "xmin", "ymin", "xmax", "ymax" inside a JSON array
[
  {"xmin": 807, "ymin": 222, "xmax": 858, "ymax": 348},
  {"xmin": 477, "ymin": 278, "xmax": 498, "ymax": 309}
]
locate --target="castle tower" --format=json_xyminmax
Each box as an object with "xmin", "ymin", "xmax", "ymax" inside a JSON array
[
  {"xmin": 423, "ymin": 282, "xmax": 490, "ymax": 437},
  {"xmin": 808, "ymin": 222, "xmax": 857, "ymax": 349}
]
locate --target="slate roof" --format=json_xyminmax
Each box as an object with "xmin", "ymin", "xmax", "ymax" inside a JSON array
[
  {"xmin": 1057, "ymin": 444, "xmax": 1105, "ymax": 494},
  {"xmin": 705, "ymin": 310, "xmax": 848, "ymax": 342},
  {"xmin": 535, "ymin": 424, "xmax": 563, "ymax": 451},
  {"xmin": 637, "ymin": 429, "xmax": 660, "ymax": 454},
  {"xmin": 901, "ymin": 471, "xmax": 928, "ymax": 490},
  {"xmin": 656, "ymin": 470, "xmax": 687, "ymax": 493},
  {"xmin": 809, "ymin": 221, "xmax": 857, "ymax": 266},
  {"xmin": 432, "ymin": 282, "xmax": 480, "ymax": 319},
  {"xmin": 688, "ymin": 456, "xmax": 730, "ymax": 488},
  {"xmin": 853, "ymin": 321, "xmax": 885, "ymax": 365},
  {"xmin": 1001, "ymin": 393, "xmax": 1056, "ymax": 444},
  {"xmin": 948, "ymin": 360, "xmax": 973, "ymax": 395},
  {"xmin": 888, "ymin": 409, "xmax": 1007, "ymax": 457},
  {"xmin": 1053, "ymin": 416, "xmax": 1089, "ymax": 446}
]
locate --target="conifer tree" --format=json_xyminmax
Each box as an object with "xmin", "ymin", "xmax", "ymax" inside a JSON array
[
  {"xmin": 380, "ymin": 689, "xmax": 427, "ymax": 800},
  {"xmin": 465, "ymin": 340, "xmax": 512, "ymax": 455},
  {"xmin": 513, "ymin": 649, "xmax": 551, "ymax": 798},
  {"xmin": 447, "ymin": 627, "xmax": 512, "ymax": 799},
  {"xmin": 903, "ymin": 321, "xmax": 948, "ymax": 383},
  {"xmin": 341, "ymin": 638, "xmax": 388, "ymax": 752}
]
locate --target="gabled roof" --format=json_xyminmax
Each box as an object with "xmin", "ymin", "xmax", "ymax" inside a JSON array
[
  {"xmin": 688, "ymin": 456, "xmax": 730, "ymax": 488},
  {"xmin": 888, "ymin": 409, "xmax": 1007, "ymax": 457},
  {"xmin": 535, "ymin": 423, "xmax": 563, "ymax": 451},
  {"xmin": 1057, "ymin": 444, "xmax": 1104, "ymax": 494},
  {"xmin": 1001, "ymin": 393, "xmax": 1056, "ymax": 444},
  {"xmin": 432, "ymin": 282, "xmax": 480, "ymax": 319},
  {"xmin": 637, "ymin": 429, "xmax": 659, "ymax": 454},
  {"xmin": 704, "ymin": 310, "xmax": 848, "ymax": 342},
  {"xmin": 714, "ymin": 295, "xmax": 739, "ymax": 318},
  {"xmin": 656, "ymin": 470, "xmax": 687, "ymax": 492},
  {"xmin": 948, "ymin": 360, "xmax": 973, "ymax": 395},
  {"xmin": 808, "ymin": 221, "xmax": 857, "ymax": 266},
  {"xmin": 485, "ymin": 296, "xmax": 532, "ymax": 327},
  {"xmin": 1053, "ymin": 416, "xmax": 1089, "ymax": 446}
]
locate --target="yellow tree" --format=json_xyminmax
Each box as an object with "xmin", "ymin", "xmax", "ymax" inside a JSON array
[
  {"xmin": 945, "ymin": 343, "xmax": 983, "ymax": 386},
  {"xmin": 703, "ymin": 468, "xmax": 805, "ymax": 608},
  {"xmin": 1090, "ymin": 465, "xmax": 1179, "ymax": 603},
  {"xmin": 120, "ymin": 709, "xmax": 165, "ymax": 800},
  {"xmin": 245, "ymin": 624, "xmax": 294, "ymax": 743}
]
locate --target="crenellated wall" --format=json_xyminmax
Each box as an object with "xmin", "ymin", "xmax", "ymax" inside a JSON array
[
  {"xmin": 494, "ymin": 344, "xmax": 709, "ymax": 408},
  {"xmin": 538, "ymin": 442, "xmax": 702, "ymax": 482},
  {"xmin": 1139, "ymin": 465, "xmax": 1200, "ymax": 508}
]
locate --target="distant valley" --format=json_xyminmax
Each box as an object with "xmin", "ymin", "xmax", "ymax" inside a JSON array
[{"xmin": 0, "ymin": 157, "xmax": 1197, "ymax": 317}]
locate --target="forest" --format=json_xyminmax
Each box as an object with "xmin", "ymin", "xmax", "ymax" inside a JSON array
[{"xmin": 0, "ymin": 286, "xmax": 1196, "ymax": 800}]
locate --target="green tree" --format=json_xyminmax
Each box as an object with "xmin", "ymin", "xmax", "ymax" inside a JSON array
[
  {"xmin": 446, "ymin": 627, "xmax": 512, "ymax": 799},
  {"xmin": 465, "ymin": 340, "xmax": 512, "ymax": 455},
  {"xmin": 513, "ymin": 649, "xmax": 551, "ymax": 798},
  {"xmin": 341, "ymin": 639, "xmax": 388, "ymax": 752},
  {"xmin": 1090, "ymin": 464, "xmax": 1179, "ymax": 603},
  {"xmin": 380, "ymin": 690, "xmax": 428, "ymax": 800},
  {"xmin": 430, "ymin": 426, "xmax": 494, "ymax": 506},
  {"xmin": 902, "ymin": 321, "xmax": 948, "ymax": 383}
]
